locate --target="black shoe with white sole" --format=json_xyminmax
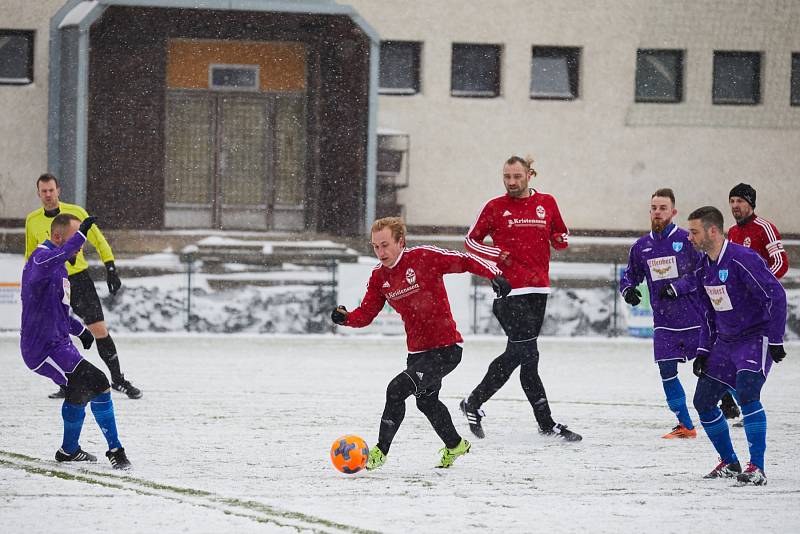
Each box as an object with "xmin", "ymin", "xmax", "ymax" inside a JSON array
[
  {"xmin": 460, "ymin": 398, "xmax": 486, "ymax": 439},
  {"xmin": 112, "ymin": 379, "xmax": 142, "ymax": 399},
  {"xmin": 55, "ymin": 447, "xmax": 97, "ymax": 463},
  {"xmin": 539, "ymin": 423, "xmax": 583, "ymax": 442},
  {"xmin": 106, "ymin": 447, "xmax": 132, "ymax": 470}
]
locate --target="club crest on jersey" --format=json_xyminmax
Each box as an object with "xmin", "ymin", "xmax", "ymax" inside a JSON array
[
  {"xmin": 672, "ymin": 242, "xmax": 683, "ymax": 252},
  {"xmin": 405, "ymin": 268, "xmax": 416, "ymax": 285},
  {"xmin": 718, "ymin": 269, "xmax": 729, "ymax": 282},
  {"xmin": 743, "ymin": 237, "xmax": 751, "ymax": 247},
  {"xmin": 536, "ymin": 205, "xmax": 546, "ymax": 218}
]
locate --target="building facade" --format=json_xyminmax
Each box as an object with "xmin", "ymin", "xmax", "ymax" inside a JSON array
[{"xmin": 1, "ymin": 0, "xmax": 799, "ymax": 235}]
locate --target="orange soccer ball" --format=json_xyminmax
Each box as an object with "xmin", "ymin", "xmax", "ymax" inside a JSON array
[{"xmin": 330, "ymin": 435, "xmax": 369, "ymax": 474}]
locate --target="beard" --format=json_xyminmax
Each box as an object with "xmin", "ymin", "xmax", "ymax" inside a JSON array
[
  {"xmin": 650, "ymin": 219, "xmax": 670, "ymax": 233},
  {"xmin": 694, "ymin": 238, "xmax": 711, "ymax": 254},
  {"xmin": 505, "ymin": 185, "xmax": 528, "ymax": 198}
]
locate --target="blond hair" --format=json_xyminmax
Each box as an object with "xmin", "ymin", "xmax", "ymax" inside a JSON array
[
  {"xmin": 504, "ymin": 155, "xmax": 538, "ymax": 177},
  {"xmin": 371, "ymin": 217, "xmax": 406, "ymax": 243}
]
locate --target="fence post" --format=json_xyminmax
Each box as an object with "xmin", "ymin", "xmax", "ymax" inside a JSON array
[
  {"xmin": 180, "ymin": 245, "xmax": 198, "ymax": 332},
  {"xmin": 330, "ymin": 260, "xmax": 338, "ymax": 334},
  {"xmin": 611, "ymin": 260, "xmax": 618, "ymax": 337}
]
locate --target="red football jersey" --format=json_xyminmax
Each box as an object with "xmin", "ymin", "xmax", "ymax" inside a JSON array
[
  {"xmin": 727, "ymin": 215, "xmax": 789, "ymax": 279},
  {"xmin": 465, "ymin": 190, "xmax": 568, "ymax": 292},
  {"xmin": 344, "ymin": 246, "xmax": 501, "ymax": 352}
]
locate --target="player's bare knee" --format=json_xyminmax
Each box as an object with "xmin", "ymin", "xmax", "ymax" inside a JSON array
[{"xmin": 87, "ymin": 321, "xmax": 109, "ymax": 338}]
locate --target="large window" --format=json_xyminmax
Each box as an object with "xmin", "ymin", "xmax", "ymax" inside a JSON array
[
  {"xmin": 712, "ymin": 51, "xmax": 761, "ymax": 105},
  {"xmin": 379, "ymin": 41, "xmax": 421, "ymax": 95},
  {"xmin": 635, "ymin": 49, "xmax": 683, "ymax": 103},
  {"xmin": 530, "ymin": 46, "xmax": 580, "ymax": 100},
  {"xmin": 0, "ymin": 30, "xmax": 34, "ymax": 85},
  {"xmin": 451, "ymin": 43, "xmax": 501, "ymax": 98},
  {"xmin": 792, "ymin": 53, "xmax": 800, "ymax": 106}
]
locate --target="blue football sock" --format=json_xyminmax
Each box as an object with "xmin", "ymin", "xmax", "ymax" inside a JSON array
[
  {"xmin": 699, "ymin": 408, "xmax": 737, "ymax": 465},
  {"xmin": 61, "ymin": 402, "xmax": 86, "ymax": 454},
  {"xmin": 662, "ymin": 375, "xmax": 693, "ymax": 429},
  {"xmin": 90, "ymin": 392, "xmax": 122, "ymax": 450},
  {"xmin": 741, "ymin": 401, "xmax": 767, "ymax": 470}
]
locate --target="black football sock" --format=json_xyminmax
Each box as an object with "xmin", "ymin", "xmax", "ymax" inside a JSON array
[{"xmin": 96, "ymin": 335, "xmax": 123, "ymax": 384}]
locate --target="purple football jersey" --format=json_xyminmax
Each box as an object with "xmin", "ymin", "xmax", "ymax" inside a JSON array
[
  {"xmin": 695, "ymin": 240, "xmax": 787, "ymax": 352},
  {"xmin": 20, "ymin": 232, "xmax": 88, "ymax": 371},
  {"xmin": 620, "ymin": 224, "xmax": 704, "ymax": 331}
]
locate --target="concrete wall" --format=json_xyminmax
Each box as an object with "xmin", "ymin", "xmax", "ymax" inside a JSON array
[
  {"xmin": 0, "ymin": 0, "xmax": 63, "ymax": 221},
  {"xmin": 350, "ymin": 0, "xmax": 800, "ymax": 233}
]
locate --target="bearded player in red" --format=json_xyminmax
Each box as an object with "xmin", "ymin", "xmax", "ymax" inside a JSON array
[
  {"xmin": 460, "ymin": 155, "xmax": 582, "ymax": 442},
  {"xmin": 727, "ymin": 183, "xmax": 789, "ymax": 280},
  {"xmin": 331, "ymin": 217, "xmax": 511, "ymax": 470}
]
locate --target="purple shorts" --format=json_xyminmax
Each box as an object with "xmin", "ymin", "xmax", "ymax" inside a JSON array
[
  {"xmin": 706, "ymin": 334, "xmax": 771, "ymax": 389},
  {"xmin": 653, "ymin": 327, "xmax": 699, "ymax": 362},
  {"xmin": 27, "ymin": 343, "xmax": 84, "ymax": 386}
]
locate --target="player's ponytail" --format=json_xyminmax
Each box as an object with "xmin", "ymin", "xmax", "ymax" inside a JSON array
[{"xmin": 525, "ymin": 155, "xmax": 538, "ymax": 178}]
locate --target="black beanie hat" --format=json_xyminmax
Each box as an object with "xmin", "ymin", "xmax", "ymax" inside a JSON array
[{"xmin": 729, "ymin": 183, "xmax": 756, "ymax": 209}]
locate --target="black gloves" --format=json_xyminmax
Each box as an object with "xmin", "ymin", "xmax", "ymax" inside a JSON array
[
  {"xmin": 659, "ymin": 284, "xmax": 677, "ymax": 300},
  {"xmin": 622, "ymin": 287, "xmax": 641, "ymax": 306},
  {"xmin": 331, "ymin": 305, "xmax": 348, "ymax": 325},
  {"xmin": 78, "ymin": 215, "xmax": 97, "ymax": 236},
  {"xmin": 769, "ymin": 344, "xmax": 786, "ymax": 363},
  {"xmin": 105, "ymin": 261, "xmax": 122, "ymax": 295},
  {"xmin": 491, "ymin": 275, "xmax": 512, "ymax": 298},
  {"xmin": 693, "ymin": 353, "xmax": 708, "ymax": 377},
  {"xmin": 78, "ymin": 328, "xmax": 94, "ymax": 350}
]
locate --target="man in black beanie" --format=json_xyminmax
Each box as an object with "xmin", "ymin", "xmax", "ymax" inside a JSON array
[
  {"xmin": 729, "ymin": 183, "xmax": 757, "ymax": 212},
  {"xmin": 728, "ymin": 183, "xmax": 788, "ymax": 280},
  {"xmin": 717, "ymin": 183, "xmax": 790, "ymax": 424}
]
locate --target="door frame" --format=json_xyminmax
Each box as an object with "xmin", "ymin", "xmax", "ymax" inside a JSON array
[{"xmin": 164, "ymin": 89, "xmax": 276, "ymax": 230}]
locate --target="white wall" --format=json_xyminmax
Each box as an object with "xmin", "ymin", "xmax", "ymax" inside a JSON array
[
  {"xmin": 352, "ymin": 0, "xmax": 800, "ymax": 233},
  {"xmin": 0, "ymin": 0, "xmax": 64, "ymax": 220}
]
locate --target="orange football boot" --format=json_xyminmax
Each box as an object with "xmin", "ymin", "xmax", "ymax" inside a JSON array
[{"xmin": 662, "ymin": 424, "xmax": 697, "ymax": 439}]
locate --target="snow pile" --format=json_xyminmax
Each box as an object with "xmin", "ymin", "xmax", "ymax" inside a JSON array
[
  {"xmin": 473, "ymin": 286, "xmax": 617, "ymax": 336},
  {"xmin": 101, "ymin": 281, "xmax": 334, "ymax": 334},
  {"xmin": 99, "ymin": 278, "xmax": 799, "ymax": 338}
]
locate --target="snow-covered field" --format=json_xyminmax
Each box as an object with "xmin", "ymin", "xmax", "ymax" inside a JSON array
[{"xmin": 1, "ymin": 334, "xmax": 799, "ymax": 534}]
